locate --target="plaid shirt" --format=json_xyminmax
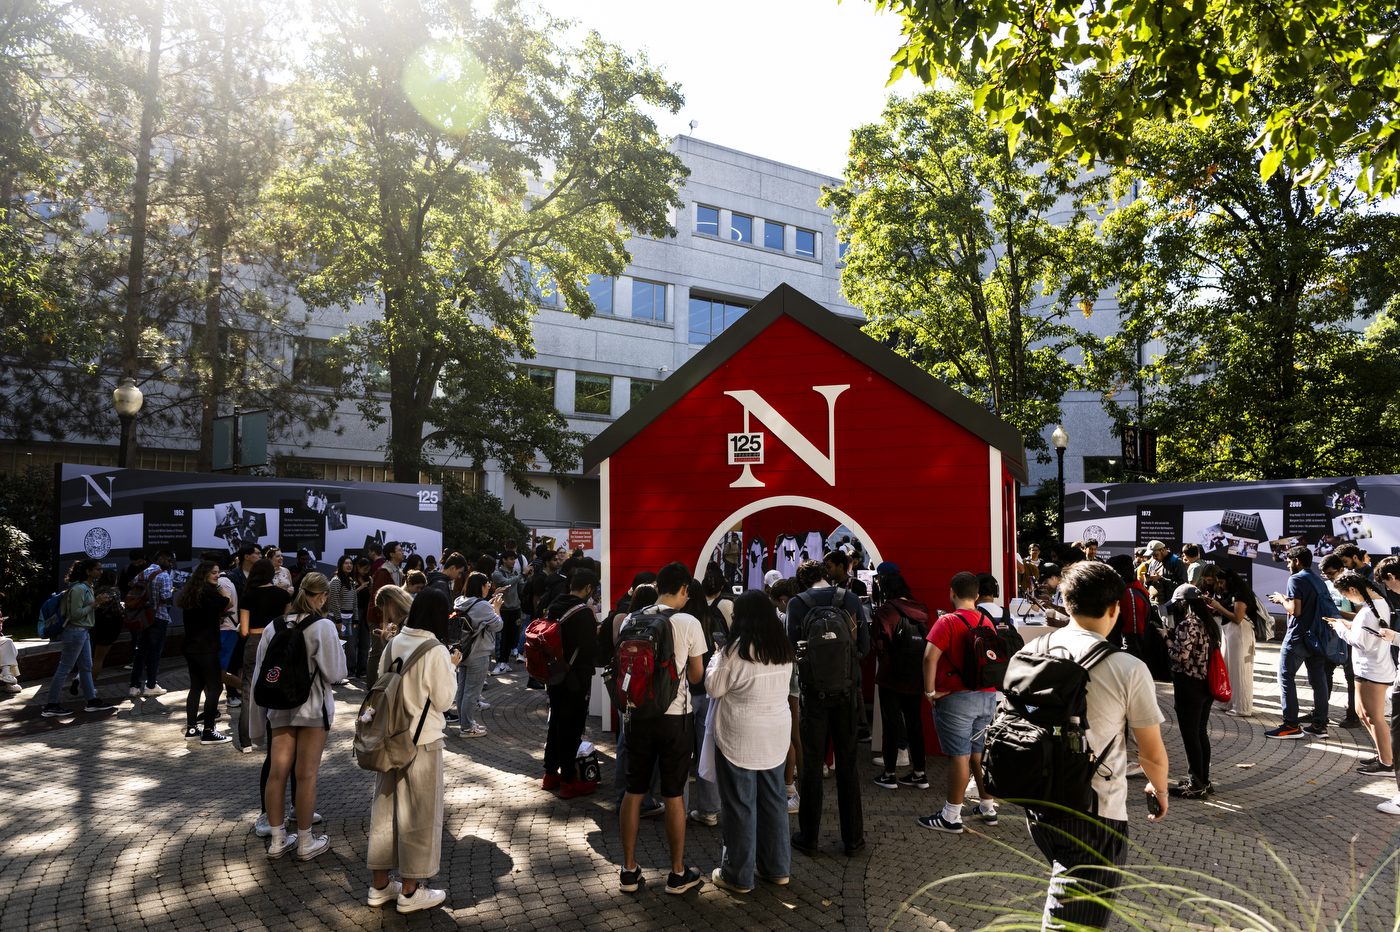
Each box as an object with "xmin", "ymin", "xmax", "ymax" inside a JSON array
[{"xmin": 140, "ymin": 563, "xmax": 173, "ymax": 623}]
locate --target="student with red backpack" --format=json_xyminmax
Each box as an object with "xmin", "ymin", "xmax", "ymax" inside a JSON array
[
  {"xmin": 535, "ymin": 569, "xmax": 599, "ymax": 797},
  {"xmin": 612, "ymin": 561, "xmax": 707, "ymax": 896},
  {"xmin": 917, "ymin": 571, "xmax": 1007, "ymax": 833},
  {"xmin": 871, "ymin": 573, "xmax": 930, "ymax": 791}
]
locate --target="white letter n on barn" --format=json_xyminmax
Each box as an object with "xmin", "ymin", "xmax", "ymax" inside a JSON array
[{"xmin": 724, "ymin": 385, "xmax": 850, "ymax": 488}]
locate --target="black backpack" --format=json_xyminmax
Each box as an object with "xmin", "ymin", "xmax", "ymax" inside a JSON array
[
  {"xmin": 889, "ymin": 610, "xmax": 928, "ymax": 685},
  {"xmin": 956, "ymin": 610, "xmax": 1011, "ymax": 690},
  {"xmin": 978, "ymin": 603, "xmax": 1025, "ymax": 656},
  {"xmin": 692, "ymin": 593, "xmax": 733, "ymax": 696},
  {"xmin": 796, "ymin": 586, "xmax": 856, "ymax": 696},
  {"xmin": 254, "ymin": 614, "xmax": 320, "ymax": 711},
  {"xmin": 981, "ymin": 637, "xmax": 1119, "ymax": 816},
  {"xmin": 1136, "ymin": 620, "xmax": 1174, "ymax": 682}
]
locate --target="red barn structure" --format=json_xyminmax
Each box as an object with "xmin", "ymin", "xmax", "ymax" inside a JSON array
[{"xmin": 583, "ymin": 284, "xmax": 1029, "ymax": 619}]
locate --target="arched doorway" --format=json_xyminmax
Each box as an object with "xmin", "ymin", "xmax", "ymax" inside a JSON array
[{"xmin": 693, "ymin": 495, "xmax": 886, "ymax": 581}]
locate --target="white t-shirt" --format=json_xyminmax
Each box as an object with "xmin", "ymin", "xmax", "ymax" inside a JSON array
[
  {"xmin": 217, "ymin": 576, "xmax": 239, "ymax": 632},
  {"xmin": 1339, "ymin": 599, "xmax": 1395, "ymax": 684},
  {"xmin": 746, "ymin": 537, "xmax": 768, "ymax": 591},
  {"xmin": 774, "ymin": 535, "xmax": 799, "ymax": 578},
  {"xmin": 639, "ymin": 606, "xmax": 707, "ymax": 715},
  {"xmin": 1041, "ymin": 627, "xmax": 1164, "ymax": 822},
  {"xmin": 705, "ymin": 649, "xmax": 793, "ymax": 770},
  {"xmin": 799, "ymin": 530, "xmax": 825, "ymax": 563}
]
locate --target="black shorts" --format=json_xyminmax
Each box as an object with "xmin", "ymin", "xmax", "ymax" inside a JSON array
[{"xmin": 624, "ymin": 712, "xmax": 693, "ymax": 799}]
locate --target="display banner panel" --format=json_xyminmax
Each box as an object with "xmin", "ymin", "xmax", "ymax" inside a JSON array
[
  {"xmin": 1065, "ymin": 476, "xmax": 1400, "ymax": 598},
  {"xmin": 56, "ymin": 465, "xmax": 442, "ymax": 624}
]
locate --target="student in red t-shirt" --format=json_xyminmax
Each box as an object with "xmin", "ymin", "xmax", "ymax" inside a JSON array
[{"xmin": 917, "ymin": 572, "xmax": 1000, "ymax": 833}]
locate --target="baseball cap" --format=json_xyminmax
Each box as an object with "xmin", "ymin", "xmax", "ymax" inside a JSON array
[
  {"xmin": 1172, "ymin": 583, "xmax": 1203, "ymax": 602},
  {"xmin": 1040, "ymin": 562, "xmax": 1062, "ymax": 579},
  {"xmin": 876, "ymin": 561, "xmax": 900, "ymax": 576},
  {"xmin": 1147, "ymin": 540, "xmax": 1167, "ymax": 552},
  {"xmin": 763, "ymin": 569, "xmax": 783, "ymax": 587}
]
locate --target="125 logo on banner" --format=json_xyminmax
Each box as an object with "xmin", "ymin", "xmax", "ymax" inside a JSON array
[
  {"xmin": 727, "ymin": 433, "xmax": 764, "ymax": 465},
  {"xmin": 418, "ymin": 490, "xmax": 440, "ymax": 512}
]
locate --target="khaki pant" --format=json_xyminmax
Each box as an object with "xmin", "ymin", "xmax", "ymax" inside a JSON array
[
  {"xmin": 1222, "ymin": 618, "xmax": 1256, "ymax": 715},
  {"xmin": 367, "ymin": 740, "xmax": 445, "ymax": 879}
]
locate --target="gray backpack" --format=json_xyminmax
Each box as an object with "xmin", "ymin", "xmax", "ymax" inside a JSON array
[{"xmin": 353, "ymin": 639, "xmax": 438, "ymax": 773}]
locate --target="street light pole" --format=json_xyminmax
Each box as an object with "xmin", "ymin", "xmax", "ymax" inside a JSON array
[
  {"xmin": 1051, "ymin": 424, "xmax": 1069, "ymax": 544},
  {"xmin": 112, "ymin": 375, "xmax": 145, "ymax": 468}
]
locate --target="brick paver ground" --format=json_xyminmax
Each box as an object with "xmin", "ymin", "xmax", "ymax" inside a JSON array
[{"xmin": 3, "ymin": 641, "xmax": 1400, "ymax": 932}]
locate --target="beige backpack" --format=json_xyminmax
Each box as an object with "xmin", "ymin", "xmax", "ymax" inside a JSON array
[{"xmin": 353, "ymin": 638, "xmax": 437, "ymax": 773}]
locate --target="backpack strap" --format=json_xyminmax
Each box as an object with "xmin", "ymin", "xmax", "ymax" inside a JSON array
[{"xmin": 1079, "ymin": 638, "xmax": 1119, "ymax": 672}]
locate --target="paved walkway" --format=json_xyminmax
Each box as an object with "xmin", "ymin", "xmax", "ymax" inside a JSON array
[{"xmin": 3, "ymin": 643, "xmax": 1400, "ymax": 932}]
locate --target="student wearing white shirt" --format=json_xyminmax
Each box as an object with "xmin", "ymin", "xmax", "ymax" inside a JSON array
[
  {"xmin": 1328, "ymin": 573, "xmax": 1395, "ymax": 776},
  {"xmin": 705, "ymin": 590, "xmax": 795, "ymax": 893},
  {"xmin": 617, "ymin": 562, "xmax": 707, "ymax": 896}
]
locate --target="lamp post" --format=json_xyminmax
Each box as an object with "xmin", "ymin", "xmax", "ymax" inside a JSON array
[
  {"xmin": 112, "ymin": 376, "xmax": 144, "ymax": 468},
  {"xmin": 1051, "ymin": 424, "xmax": 1068, "ymax": 544}
]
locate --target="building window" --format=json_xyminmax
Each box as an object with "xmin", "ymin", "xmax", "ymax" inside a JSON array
[
  {"xmin": 764, "ymin": 220, "xmax": 784, "ymax": 250},
  {"xmin": 218, "ymin": 328, "xmax": 252, "ymax": 383},
  {"xmin": 520, "ymin": 260, "xmax": 559, "ymax": 306},
  {"xmin": 632, "ymin": 279, "xmax": 665, "ymax": 321},
  {"xmin": 574, "ymin": 373, "xmax": 611, "ymax": 415},
  {"xmin": 696, "ymin": 205, "xmax": 719, "ymax": 237},
  {"xmin": 524, "ymin": 367, "xmax": 555, "ymax": 396},
  {"xmin": 365, "ymin": 361, "xmax": 390, "ymax": 393},
  {"xmin": 795, "ymin": 228, "xmax": 815, "ymax": 258},
  {"xmin": 579, "ymin": 274, "xmax": 613, "ymax": 314},
  {"xmin": 689, "ymin": 294, "xmax": 751, "ymax": 344},
  {"xmin": 837, "ymin": 240, "xmax": 850, "ymax": 266},
  {"xmin": 292, "ymin": 338, "xmax": 342, "ymax": 389},
  {"xmin": 730, "ymin": 213, "xmax": 752, "ymax": 244},
  {"xmin": 630, "ymin": 378, "xmax": 658, "ymax": 408},
  {"xmin": 1083, "ymin": 456, "xmax": 1125, "ymax": 484}
]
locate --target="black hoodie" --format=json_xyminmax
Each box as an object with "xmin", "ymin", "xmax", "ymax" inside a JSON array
[{"xmin": 547, "ymin": 593, "xmax": 597, "ymax": 694}]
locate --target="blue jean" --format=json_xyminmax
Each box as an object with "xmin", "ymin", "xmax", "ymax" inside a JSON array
[
  {"xmin": 688, "ymin": 692, "xmax": 721, "ymax": 815},
  {"xmin": 47, "ymin": 625, "xmax": 95, "ymax": 704},
  {"xmin": 1279, "ymin": 638, "xmax": 1330, "ymax": 729},
  {"xmin": 456, "ymin": 653, "xmax": 490, "ymax": 728},
  {"xmin": 715, "ymin": 745, "xmax": 790, "ymax": 888},
  {"xmin": 129, "ymin": 620, "xmax": 168, "ymax": 689}
]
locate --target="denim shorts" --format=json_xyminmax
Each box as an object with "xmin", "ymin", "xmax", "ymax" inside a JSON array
[
  {"xmin": 933, "ymin": 689, "xmax": 998, "ymax": 757},
  {"xmin": 218, "ymin": 630, "xmax": 239, "ymax": 670}
]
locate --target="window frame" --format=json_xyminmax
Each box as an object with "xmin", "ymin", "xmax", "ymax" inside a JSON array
[
  {"xmin": 696, "ymin": 205, "xmax": 720, "ymax": 237},
  {"xmin": 730, "ymin": 212, "xmax": 753, "ymax": 244},
  {"xmin": 688, "ymin": 293, "xmax": 752, "ymax": 345},
  {"xmin": 795, "ymin": 228, "xmax": 816, "ymax": 258},
  {"xmin": 763, "ymin": 220, "xmax": 785, "ymax": 250},
  {"xmin": 631, "ymin": 278, "xmax": 665, "ymax": 321},
  {"xmin": 291, "ymin": 337, "xmax": 343, "ymax": 390},
  {"xmin": 573, "ymin": 372, "xmax": 612, "ymax": 416},
  {"xmin": 629, "ymin": 378, "xmax": 658, "ymax": 409}
]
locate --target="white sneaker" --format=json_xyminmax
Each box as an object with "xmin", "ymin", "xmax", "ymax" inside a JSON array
[
  {"xmin": 397, "ymin": 885, "xmax": 447, "ymax": 913},
  {"xmin": 228, "ymin": 696, "xmax": 242, "ymax": 708},
  {"xmin": 461, "ymin": 723, "xmax": 487, "ymax": 738},
  {"xmin": 289, "ymin": 808, "xmax": 324, "ymax": 826},
  {"xmin": 822, "ymin": 764, "xmax": 831, "ymax": 778},
  {"xmin": 297, "ymin": 833, "xmax": 330, "ymax": 860},
  {"xmin": 1126, "ymin": 761, "xmax": 1145, "ymax": 778},
  {"xmin": 368, "ymin": 880, "xmax": 402, "ymax": 907},
  {"xmin": 689, "ymin": 809, "xmax": 718, "ymax": 826},
  {"xmin": 127, "ymin": 686, "xmax": 141, "ymax": 698},
  {"xmin": 896, "ymin": 749, "xmax": 910, "ymax": 768},
  {"xmin": 142, "ymin": 685, "xmax": 166, "ymax": 697},
  {"xmin": 872, "ymin": 756, "xmax": 883, "ymax": 767},
  {"xmin": 787, "ymin": 794, "xmax": 800, "ymax": 814},
  {"xmin": 254, "ymin": 813, "xmax": 272, "ymax": 837},
  {"xmin": 476, "ymin": 699, "xmax": 490, "ymax": 710},
  {"xmin": 0, "ymin": 673, "xmax": 20, "ymax": 693},
  {"xmin": 489, "ymin": 663, "xmax": 510, "ymax": 676},
  {"xmin": 1378, "ymin": 797, "xmax": 1400, "ymax": 816},
  {"xmin": 267, "ymin": 832, "xmax": 298, "ymax": 859}
]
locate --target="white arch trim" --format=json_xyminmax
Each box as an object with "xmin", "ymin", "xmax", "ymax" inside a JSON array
[{"xmin": 694, "ymin": 495, "xmax": 885, "ymax": 580}]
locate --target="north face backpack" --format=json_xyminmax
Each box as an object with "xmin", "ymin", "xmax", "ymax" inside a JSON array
[
  {"xmin": 796, "ymin": 587, "xmax": 856, "ymax": 696},
  {"xmin": 253, "ymin": 614, "xmax": 319, "ymax": 711},
  {"xmin": 353, "ymin": 639, "xmax": 438, "ymax": 773},
  {"xmin": 604, "ymin": 608, "xmax": 680, "ymax": 721},
  {"xmin": 981, "ymin": 637, "xmax": 1119, "ymax": 816},
  {"xmin": 889, "ymin": 610, "xmax": 929, "ymax": 685},
  {"xmin": 524, "ymin": 603, "xmax": 589, "ymax": 686},
  {"xmin": 956, "ymin": 609, "xmax": 1011, "ymax": 690}
]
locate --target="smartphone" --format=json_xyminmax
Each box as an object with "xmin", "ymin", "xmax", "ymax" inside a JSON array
[
  {"xmin": 732, "ymin": 585, "xmax": 743, "ymax": 595},
  {"xmin": 1145, "ymin": 790, "xmax": 1161, "ymax": 818}
]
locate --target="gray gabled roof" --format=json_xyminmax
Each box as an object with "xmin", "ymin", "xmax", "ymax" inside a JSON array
[{"xmin": 581, "ymin": 283, "xmax": 1029, "ymax": 484}]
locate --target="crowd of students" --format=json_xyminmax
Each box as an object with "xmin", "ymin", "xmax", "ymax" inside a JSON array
[{"xmin": 19, "ymin": 529, "xmax": 1400, "ymax": 930}]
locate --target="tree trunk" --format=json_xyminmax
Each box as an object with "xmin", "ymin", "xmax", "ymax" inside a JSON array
[
  {"xmin": 197, "ymin": 14, "xmax": 235, "ymax": 473},
  {"xmin": 118, "ymin": 0, "xmax": 165, "ymax": 467}
]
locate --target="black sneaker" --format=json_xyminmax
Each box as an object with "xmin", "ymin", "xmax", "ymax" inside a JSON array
[
  {"xmin": 526, "ymin": 678, "xmax": 545, "ymax": 690},
  {"xmin": 1170, "ymin": 781, "xmax": 1209, "ymax": 799},
  {"xmin": 41, "ymin": 703, "xmax": 73, "ymax": 718},
  {"xmin": 444, "ymin": 710, "xmax": 460, "ymax": 724},
  {"xmin": 1359, "ymin": 761, "xmax": 1396, "ymax": 775},
  {"xmin": 898, "ymin": 772, "xmax": 930, "ymax": 789},
  {"xmin": 973, "ymin": 807, "xmax": 999, "ymax": 825},
  {"xmin": 619, "ymin": 866, "xmax": 643, "ymax": 893},
  {"xmin": 201, "ymin": 729, "xmax": 233, "ymax": 745},
  {"xmin": 1360, "ymin": 756, "xmax": 1381, "ymax": 769},
  {"xmin": 790, "ymin": 831, "xmax": 820, "ymax": 854},
  {"xmin": 873, "ymin": 771, "xmax": 898, "ymax": 790},
  {"xmin": 1338, "ymin": 715, "xmax": 1363, "ymax": 730},
  {"xmin": 85, "ymin": 698, "xmax": 116, "ymax": 712},
  {"xmin": 917, "ymin": 813, "xmax": 964, "ymax": 833},
  {"xmin": 1301, "ymin": 725, "xmax": 1329, "ymax": 738},
  {"xmin": 184, "ymin": 726, "xmax": 202, "ymax": 739},
  {"xmin": 665, "ymin": 866, "xmax": 703, "ymax": 894}
]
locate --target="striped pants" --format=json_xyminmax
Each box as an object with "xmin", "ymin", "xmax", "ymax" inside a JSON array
[{"xmin": 1028, "ymin": 813, "xmax": 1129, "ymax": 931}]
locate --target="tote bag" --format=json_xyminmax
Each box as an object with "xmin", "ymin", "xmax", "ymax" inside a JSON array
[{"xmin": 1208, "ymin": 647, "xmax": 1232, "ymax": 704}]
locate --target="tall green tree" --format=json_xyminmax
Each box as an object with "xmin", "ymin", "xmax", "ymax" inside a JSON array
[
  {"xmin": 1087, "ymin": 87, "xmax": 1400, "ymax": 480},
  {"xmin": 822, "ymin": 84, "xmax": 1103, "ymax": 461},
  {"xmin": 265, "ymin": 0, "xmax": 687, "ymax": 491},
  {"xmin": 871, "ymin": 0, "xmax": 1400, "ymax": 202}
]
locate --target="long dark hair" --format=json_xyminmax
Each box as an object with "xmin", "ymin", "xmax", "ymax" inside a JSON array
[
  {"xmin": 335, "ymin": 555, "xmax": 355, "ymax": 588},
  {"xmin": 246, "ymin": 557, "xmax": 275, "ymax": 589},
  {"xmin": 175, "ymin": 561, "xmax": 222, "ymax": 610},
  {"xmin": 407, "ymin": 587, "xmax": 450, "ymax": 641},
  {"xmin": 1221, "ymin": 568, "xmax": 1266, "ymax": 625},
  {"xmin": 1335, "ymin": 572, "xmax": 1384, "ymax": 627},
  {"xmin": 66, "ymin": 558, "xmax": 100, "ymax": 583},
  {"xmin": 726, "ymin": 590, "xmax": 796, "ymax": 665}
]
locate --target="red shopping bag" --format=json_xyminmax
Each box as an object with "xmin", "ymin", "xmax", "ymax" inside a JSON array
[{"xmin": 1208, "ymin": 648, "xmax": 1231, "ymax": 704}]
